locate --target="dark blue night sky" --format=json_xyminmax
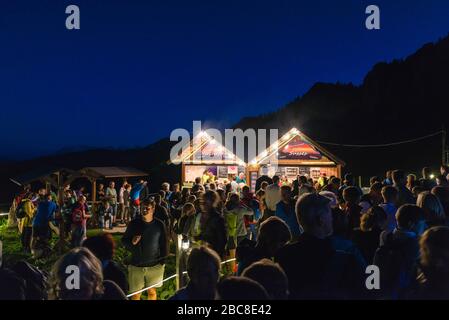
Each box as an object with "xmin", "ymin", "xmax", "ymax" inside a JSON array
[{"xmin": 1, "ymin": 0, "xmax": 449, "ymax": 159}]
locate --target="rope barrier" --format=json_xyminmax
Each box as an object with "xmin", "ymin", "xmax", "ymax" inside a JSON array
[
  {"xmin": 125, "ymin": 258, "xmax": 237, "ymax": 298},
  {"xmin": 316, "ymin": 130, "xmax": 443, "ymax": 148}
]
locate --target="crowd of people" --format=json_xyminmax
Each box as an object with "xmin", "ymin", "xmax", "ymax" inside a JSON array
[{"xmin": 2, "ymin": 165, "xmax": 449, "ymax": 300}]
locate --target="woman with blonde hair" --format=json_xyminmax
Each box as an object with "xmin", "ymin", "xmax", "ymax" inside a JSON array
[
  {"xmin": 417, "ymin": 191, "xmax": 446, "ymax": 227},
  {"xmin": 48, "ymin": 247, "xmax": 125, "ymax": 300}
]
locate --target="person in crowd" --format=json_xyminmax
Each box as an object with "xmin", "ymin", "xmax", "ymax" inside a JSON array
[
  {"xmin": 31, "ymin": 193, "xmax": 57, "ymax": 257},
  {"xmin": 255, "ymin": 175, "xmax": 273, "ymax": 193},
  {"xmin": 260, "ymin": 181, "xmax": 269, "ymax": 191},
  {"xmin": 420, "ymin": 167, "xmax": 437, "ymax": 191},
  {"xmin": 351, "ymin": 206, "xmax": 387, "ymax": 264},
  {"xmin": 329, "ymin": 206, "xmax": 366, "ymax": 268},
  {"xmin": 169, "ymin": 183, "xmax": 181, "ymax": 207},
  {"xmin": 441, "ymin": 165, "xmax": 449, "ymax": 179},
  {"xmin": 380, "ymin": 186, "xmax": 399, "ymax": 232},
  {"xmin": 76, "ymin": 186, "xmax": 87, "ymax": 200},
  {"xmin": 412, "ymin": 185, "xmax": 425, "ymax": 199},
  {"xmin": 216, "ymin": 276, "xmax": 269, "ymax": 300},
  {"xmin": 436, "ymin": 174, "xmax": 449, "ymax": 187},
  {"xmin": 17, "ymin": 193, "xmax": 36, "ymax": 253},
  {"xmin": 82, "ymin": 233, "xmax": 128, "ymax": 293},
  {"xmin": 230, "ymin": 175, "xmax": 239, "ymax": 193},
  {"xmin": 161, "ymin": 182, "xmax": 172, "ymax": 202},
  {"xmin": 359, "ymin": 182, "xmax": 383, "ymax": 214},
  {"xmin": 170, "ymin": 246, "xmax": 221, "ymax": 300},
  {"xmin": 264, "ymin": 175, "xmax": 281, "ymax": 220},
  {"xmin": 416, "ymin": 191, "xmax": 446, "ymax": 227},
  {"xmin": 71, "ymin": 196, "xmax": 92, "ymax": 247},
  {"xmin": 374, "ymin": 205, "xmax": 427, "ymax": 299},
  {"xmin": 123, "ymin": 183, "xmax": 131, "ymax": 223},
  {"xmin": 236, "ymin": 172, "xmax": 247, "ymax": 185},
  {"xmin": 129, "ymin": 180, "xmax": 147, "ymax": 219},
  {"xmin": 196, "ymin": 191, "xmax": 227, "ymax": 258},
  {"xmin": 122, "ymin": 198, "xmax": 168, "ymax": 300},
  {"xmin": 276, "ymin": 185, "xmax": 302, "ymax": 240},
  {"xmin": 180, "ymin": 187, "xmax": 191, "ymax": 205},
  {"xmin": 174, "ymin": 202, "xmax": 196, "ymax": 239},
  {"xmin": 242, "ymin": 259, "xmax": 289, "ymax": 300},
  {"xmin": 224, "ymin": 193, "xmax": 253, "ymax": 271},
  {"xmin": 106, "ymin": 181, "xmax": 118, "ymax": 227},
  {"xmin": 338, "ymin": 173, "xmax": 362, "ymax": 204},
  {"xmin": 275, "ymin": 193, "xmax": 365, "ymax": 299},
  {"xmin": 407, "ymin": 174, "xmax": 418, "ymax": 191},
  {"xmin": 98, "ymin": 200, "xmax": 113, "ymax": 230},
  {"xmin": 191, "ymin": 177, "xmax": 203, "ymax": 194},
  {"xmin": 48, "ymin": 247, "xmax": 126, "ymax": 300},
  {"xmin": 370, "ymin": 176, "xmax": 382, "ymax": 185},
  {"xmin": 236, "ymin": 216, "xmax": 291, "ymax": 275},
  {"xmin": 118, "ymin": 181, "xmax": 127, "ymax": 224},
  {"xmin": 343, "ymin": 186, "xmax": 362, "ymax": 231},
  {"xmin": 432, "ymin": 186, "xmax": 449, "ymax": 219},
  {"xmin": 202, "ymin": 170, "xmax": 210, "ymax": 185},
  {"xmin": 321, "ymin": 177, "xmax": 341, "ymax": 196},
  {"xmin": 408, "ymin": 227, "xmax": 449, "ymax": 299},
  {"xmin": 392, "ymin": 170, "xmax": 416, "ymax": 207},
  {"xmin": 383, "ymin": 170, "xmax": 393, "ymax": 186},
  {"xmin": 97, "ymin": 184, "xmax": 106, "ymax": 201},
  {"xmin": 154, "ymin": 194, "xmax": 170, "ymax": 229}
]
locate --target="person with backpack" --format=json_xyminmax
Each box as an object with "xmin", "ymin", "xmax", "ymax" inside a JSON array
[
  {"xmin": 373, "ymin": 204, "xmax": 427, "ymax": 299},
  {"xmin": 17, "ymin": 193, "xmax": 36, "ymax": 253}
]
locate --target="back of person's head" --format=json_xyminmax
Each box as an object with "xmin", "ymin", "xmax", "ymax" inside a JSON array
[
  {"xmin": 82, "ymin": 233, "xmax": 115, "ymax": 262},
  {"xmin": 395, "ymin": 204, "xmax": 425, "ymax": 231},
  {"xmin": 417, "ymin": 191, "xmax": 446, "ymax": 225},
  {"xmin": 329, "ymin": 176, "xmax": 341, "ymax": 186},
  {"xmin": 370, "ymin": 176, "xmax": 381, "ymax": 185},
  {"xmin": 344, "ymin": 173, "xmax": 354, "ymax": 185},
  {"xmin": 360, "ymin": 206, "xmax": 387, "ymax": 232},
  {"xmin": 296, "ymin": 193, "xmax": 332, "ymax": 237},
  {"xmin": 154, "ymin": 194, "xmax": 162, "ymax": 205},
  {"xmin": 158, "ymin": 190, "xmax": 166, "ymax": 199},
  {"xmin": 241, "ymin": 259, "xmax": 289, "ymax": 300},
  {"xmin": 260, "ymin": 181, "xmax": 269, "ymax": 190},
  {"xmin": 299, "ymin": 175, "xmax": 308, "ymax": 184},
  {"xmin": 422, "ymin": 167, "xmax": 432, "ymax": 178},
  {"xmin": 217, "ymin": 276, "xmax": 269, "ymax": 300},
  {"xmin": 200, "ymin": 190, "xmax": 219, "ymax": 211},
  {"xmin": 280, "ymin": 185, "xmax": 292, "ymax": 200},
  {"xmin": 370, "ymin": 182, "xmax": 383, "ymax": 194},
  {"xmin": 319, "ymin": 191, "xmax": 338, "ymax": 208},
  {"xmin": 195, "ymin": 177, "xmax": 202, "ymax": 184},
  {"xmin": 432, "ymin": 186, "xmax": 449, "ymax": 217},
  {"xmin": 257, "ymin": 216, "xmax": 291, "ymax": 255},
  {"xmin": 331, "ymin": 207, "xmax": 348, "ymax": 236},
  {"xmin": 272, "ymin": 175, "xmax": 280, "ymax": 184},
  {"xmin": 392, "ymin": 170, "xmax": 406, "ymax": 185},
  {"xmin": 382, "ymin": 185, "xmax": 398, "ymax": 203},
  {"xmin": 187, "ymin": 246, "xmax": 221, "ymax": 298},
  {"xmin": 49, "ymin": 247, "xmax": 103, "ymax": 300},
  {"xmin": 419, "ymin": 227, "xmax": 449, "ymax": 286},
  {"xmin": 343, "ymin": 186, "xmax": 361, "ymax": 204},
  {"xmin": 182, "ymin": 202, "xmax": 196, "ymax": 217}
]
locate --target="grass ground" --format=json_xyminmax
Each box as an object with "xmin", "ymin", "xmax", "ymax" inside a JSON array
[{"xmin": 0, "ymin": 218, "xmax": 177, "ymax": 300}]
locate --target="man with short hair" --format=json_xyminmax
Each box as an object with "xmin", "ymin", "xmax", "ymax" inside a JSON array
[
  {"xmin": 275, "ymin": 193, "xmax": 365, "ymax": 299},
  {"xmin": 170, "ymin": 246, "xmax": 221, "ymax": 300},
  {"xmin": 275, "ymin": 185, "xmax": 302, "ymax": 240},
  {"xmin": 106, "ymin": 181, "xmax": 118, "ymax": 227},
  {"xmin": 122, "ymin": 199, "xmax": 168, "ymax": 300},
  {"xmin": 420, "ymin": 167, "xmax": 437, "ymax": 191},
  {"xmin": 392, "ymin": 170, "xmax": 415, "ymax": 207},
  {"xmin": 380, "ymin": 186, "xmax": 399, "ymax": 232},
  {"xmin": 264, "ymin": 176, "xmax": 281, "ymax": 220},
  {"xmin": 31, "ymin": 194, "xmax": 57, "ymax": 256}
]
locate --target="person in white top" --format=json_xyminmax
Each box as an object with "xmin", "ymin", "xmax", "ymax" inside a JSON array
[{"xmin": 264, "ymin": 176, "xmax": 281, "ymax": 219}]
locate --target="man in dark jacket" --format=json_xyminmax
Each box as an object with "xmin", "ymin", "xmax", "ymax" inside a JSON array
[
  {"xmin": 197, "ymin": 191, "xmax": 227, "ymax": 258},
  {"xmin": 392, "ymin": 170, "xmax": 415, "ymax": 207},
  {"xmin": 122, "ymin": 198, "xmax": 168, "ymax": 300},
  {"xmin": 275, "ymin": 193, "xmax": 365, "ymax": 299}
]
